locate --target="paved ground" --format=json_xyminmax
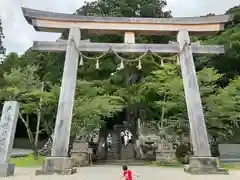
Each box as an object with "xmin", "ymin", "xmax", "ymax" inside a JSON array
[{"xmin": 1, "ymin": 166, "xmax": 240, "ymax": 180}]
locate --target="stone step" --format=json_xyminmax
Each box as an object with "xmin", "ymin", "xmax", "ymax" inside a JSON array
[
  {"xmin": 107, "ymin": 158, "xmax": 118, "ymax": 160},
  {"xmin": 107, "ymin": 153, "xmax": 117, "ymax": 156},
  {"xmin": 107, "ymin": 157, "xmax": 118, "ymax": 160},
  {"xmin": 95, "ymin": 160, "xmax": 150, "ymax": 166},
  {"xmin": 107, "ymin": 152, "xmax": 117, "ymax": 155},
  {"xmin": 120, "ymin": 144, "xmax": 135, "ymax": 160},
  {"xmin": 108, "ymin": 154, "xmax": 117, "ymax": 157},
  {"xmin": 111, "ymin": 144, "xmax": 118, "ymax": 147}
]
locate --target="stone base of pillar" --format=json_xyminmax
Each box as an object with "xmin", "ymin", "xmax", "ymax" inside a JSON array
[
  {"xmin": 35, "ymin": 157, "xmax": 77, "ymax": 175},
  {"xmin": 184, "ymin": 156, "xmax": 229, "ymax": 174},
  {"xmin": 0, "ymin": 163, "xmax": 15, "ymax": 177}
]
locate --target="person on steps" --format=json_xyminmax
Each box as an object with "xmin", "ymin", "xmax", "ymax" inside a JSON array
[
  {"xmin": 123, "ymin": 132, "xmax": 128, "ymax": 148},
  {"xmin": 120, "ymin": 130, "xmax": 125, "ymax": 145},
  {"xmin": 128, "ymin": 131, "xmax": 133, "ymax": 144},
  {"xmin": 107, "ymin": 133, "xmax": 112, "ymax": 151}
]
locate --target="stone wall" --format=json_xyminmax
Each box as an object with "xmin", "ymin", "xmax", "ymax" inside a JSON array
[{"xmin": 219, "ymin": 144, "xmax": 240, "ymax": 163}]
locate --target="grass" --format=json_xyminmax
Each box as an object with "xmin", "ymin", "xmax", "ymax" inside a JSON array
[
  {"xmin": 221, "ymin": 163, "xmax": 240, "ymax": 170},
  {"xmin": 147, "ymin": 161, "xmax": 240, "ymax": 170},
  {"xmin": 9, "ymin": 155, "xmax": 240, "ymax": 170},
  {"xmin": 10, "ymin": 154, "xmax": 45, "ymax": 167}
]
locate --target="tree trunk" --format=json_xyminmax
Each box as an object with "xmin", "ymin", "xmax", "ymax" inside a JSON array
[
  {"xmin": 19, "ymin": 113, "xmax": 39, "ymax": 160},
  {"xmin": 179, "ymin": 132, "xmax": 185, "ymax": 145},
  {"xmin": 32, "ymin": 144, "xmax": 39, "ymax": 160},
  {"xmin": 34, "ymin": 82, "xmax": 44, "ymax": 160}
]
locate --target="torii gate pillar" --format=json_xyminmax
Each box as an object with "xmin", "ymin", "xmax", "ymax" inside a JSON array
[
  {"xmin": 36, "ymin": 27, "xmax": 80, "ymax": 175},
  {"xmin": 177, "ymin": 30, "xmax": 228, "ymax": 174}
]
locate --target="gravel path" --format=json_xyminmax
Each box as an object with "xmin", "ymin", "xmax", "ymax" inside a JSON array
[{"xmin": 1, "ymin": 166, "xmax": 240, "ymax": 180}]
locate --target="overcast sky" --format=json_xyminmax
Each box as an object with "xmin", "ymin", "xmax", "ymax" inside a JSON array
[{"xmin": 0, "ymin": 0, "xmax": 239, "ymax": 55}]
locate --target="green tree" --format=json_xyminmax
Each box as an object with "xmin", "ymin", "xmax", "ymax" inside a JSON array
[
  {"xmin": 205, "ymin": 77, "xmax": 240, "ymax": 140},
  {"xmin": 77, "ymin": 0, "xmax": 171, "ymax": 18},
  {"xmin": 72, "ymin": 80, "xmax": 126, "ymax": 136},
  {"xmin": 73, "ymin": 0, "xmax": 173, "ymax": 123},
  {"xmin": 195, "ymin": 5, "xmax": 240, "ymax": 85},
  {"xmin": 0, "ymin": 65, "xmax": 56, "ymax": 159},
  {"xmin": 135, "ymin": 64, "xmax": 229, "ymax": 139},
  {"xmin": 1, "ymin": 2, "xmax": 240, "ymax": 158}
]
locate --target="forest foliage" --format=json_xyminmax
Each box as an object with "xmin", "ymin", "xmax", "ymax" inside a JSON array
[{"xmin": 0, "ymin": 1, "xmax": 240, "ymax": 147}]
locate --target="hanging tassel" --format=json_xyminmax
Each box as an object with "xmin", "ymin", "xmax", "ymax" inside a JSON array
[
  {"xmin": 79, "ymin": 56, "xmax": 84, "ymax": 66},
  {"xmin": 96, "ymin": 59, "xmax": 100, "ymax": 69},
  {"xmin": 117, "ymin": 60, "xmax": 124, "ymax": 70},
  {"xmin": 177, "ymin": 56, "xmax": 180, "ymax": 65},
  {"xmin": 160, "ymin": 59, "xmax": 164, "ymax": 67},
  {"xmin": 137, "ymin": 60, "xmax": 142, "ymax": 70}
]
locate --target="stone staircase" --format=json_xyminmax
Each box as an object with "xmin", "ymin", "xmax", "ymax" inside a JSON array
[
  {"xmin": 120, "ymin": 143, "xmax": 135, "ymax": 160},
  {"xmin": 96, "ymin": 124, "xmax": 145, "ymax": 165}
]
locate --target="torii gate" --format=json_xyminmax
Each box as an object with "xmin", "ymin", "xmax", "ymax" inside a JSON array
[{"xmin": 22, "ymin": 7, "xmax": 231, "ymax": 175}]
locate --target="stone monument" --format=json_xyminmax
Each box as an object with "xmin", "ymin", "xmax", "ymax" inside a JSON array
[
  {"xmin": 71, "ymin": 141, "xmax": 89, "ymax": 167},
  {"xmin": 0, "ymin": 101, "xmax": 20, "ymax": 177},
  {"xmin": 156, "ymin": 141, "xmax": 176, "ymax": 166}
]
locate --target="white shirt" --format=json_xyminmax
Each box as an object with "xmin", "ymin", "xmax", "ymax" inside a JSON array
[
  {"xmin": 128, "ymin": 132, "xmax": 132, "ymax": 139},
  {"xmin": 107, "ymin": 136, "xmax": 112, "ymax": 143}
]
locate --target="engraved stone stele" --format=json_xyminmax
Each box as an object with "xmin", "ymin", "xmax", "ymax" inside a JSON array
[{"xmin": 0, "ymin": 101, "xmax": 20, "ymax": 177}]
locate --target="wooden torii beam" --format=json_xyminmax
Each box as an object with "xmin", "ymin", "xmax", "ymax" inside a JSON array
[
  {"xmin": 21, "ymin": 7, "xmax": 231, "ymax": 175},
  {"xmin": 22, "ymin": 7, "xmax": 231, "ymax": 36}
]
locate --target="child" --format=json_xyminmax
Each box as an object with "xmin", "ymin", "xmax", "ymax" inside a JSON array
[{"xmin": 120, "ymin": 165, "xmax": 139, "ymax": 180}]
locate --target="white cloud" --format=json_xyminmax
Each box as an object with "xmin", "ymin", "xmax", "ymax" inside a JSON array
[
  {"xmin": 0, "ymin": 0, "xmax": 239, "ymax": 54},
  {"xmin": 0, "ymin": 0, "xmax": 87, "ymax": 55}
]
